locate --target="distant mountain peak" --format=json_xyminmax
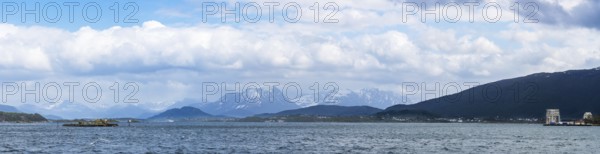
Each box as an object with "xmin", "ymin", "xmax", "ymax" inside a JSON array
[{"xmin": 149, "ymin": 106, "xmax": 213, "ymax": 120}]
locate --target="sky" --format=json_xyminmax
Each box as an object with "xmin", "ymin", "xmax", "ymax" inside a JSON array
[{"xmin": 1, "ymin": 0, "xmax": 600, "ymax": 112}]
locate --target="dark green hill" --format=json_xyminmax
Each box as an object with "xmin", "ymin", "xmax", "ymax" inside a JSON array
[
  {"xmin": 0, "ymin": 112, "xmax": 47, "ymax": 122},
  {"xmin": 385, "ymin": 67, "xmax": 600, "ymax": 119}
]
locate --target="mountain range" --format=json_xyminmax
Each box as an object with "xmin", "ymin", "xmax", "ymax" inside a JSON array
[
  {"xmin": 6, "ymin": 67, "xmax": 600, "ymax": 120},
  {"xmin": 169, "ymin": 88, "xmax": 407, "ymax": 117},
  {"xmin": 256, "ymin": 105, "xmax": 382, "ymax": 117},
  {"xmin": 145, "ymin": 105, "xmax": 383, "ymax": 122},
  {"xmin": 4, "ymin": 87, "xmax": 405, "ymax": 119}
]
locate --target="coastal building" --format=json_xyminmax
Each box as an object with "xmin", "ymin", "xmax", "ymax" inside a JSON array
[
  {"xmin": 546, "ymin": 109, "xmax": 561, "ymax": 125},
  {"xmin": 575, "ymin": 120, "xmax": 586, "ymax": 125},
  {"xmin": 584, "ymin": 112, "xmax": 593, "ymax": 120}
]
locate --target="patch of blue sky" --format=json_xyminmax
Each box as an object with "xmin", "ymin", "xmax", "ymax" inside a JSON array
[{"xmin": 1, "ymin": 0, "xmax": 160, "ymax": 30}]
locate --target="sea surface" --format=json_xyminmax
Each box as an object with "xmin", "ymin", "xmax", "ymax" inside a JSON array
[{"xmin": 0, "ymin": 122, "xmax": 598, "ymax": 153}]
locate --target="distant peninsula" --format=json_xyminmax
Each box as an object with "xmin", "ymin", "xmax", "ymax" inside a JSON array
[{"xmin": 0, "ymin": 111, "xmax": 48, "ymax": 123}]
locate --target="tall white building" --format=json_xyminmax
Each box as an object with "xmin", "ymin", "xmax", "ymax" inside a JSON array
[{"xmin": 546, "ymin": 109, "xmax": 561, "ymax": 124}]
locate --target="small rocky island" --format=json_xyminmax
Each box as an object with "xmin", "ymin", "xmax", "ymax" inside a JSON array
[{"xmin": 63, "ymin": 119, "xmax": 119, "ymax": 127}]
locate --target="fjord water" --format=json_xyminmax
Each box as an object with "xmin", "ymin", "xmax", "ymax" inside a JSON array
[{"xmin": 0, "ymin": 123, "xmax": 598, "ymax": 153}]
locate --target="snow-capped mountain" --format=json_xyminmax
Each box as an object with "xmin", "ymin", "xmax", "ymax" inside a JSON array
[
  {"xmin": 14, "ymin": 87, "xmax": 409, "ymax": 119},
  {"xmin": 334, "ymin": 88, "xmax": 409, "ymax": 109},
  {"xmin": 193, "ymin": 87, "xmax": 302, "ymax": 117},
  {"xmin": 168, "ymin": 88, "xmax": 408, "ymax": 117}
]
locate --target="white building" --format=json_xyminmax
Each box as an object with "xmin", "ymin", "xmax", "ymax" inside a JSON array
[{"xmin": 546, "ymin": 109, "xmax": 561, "ymax": 124}]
